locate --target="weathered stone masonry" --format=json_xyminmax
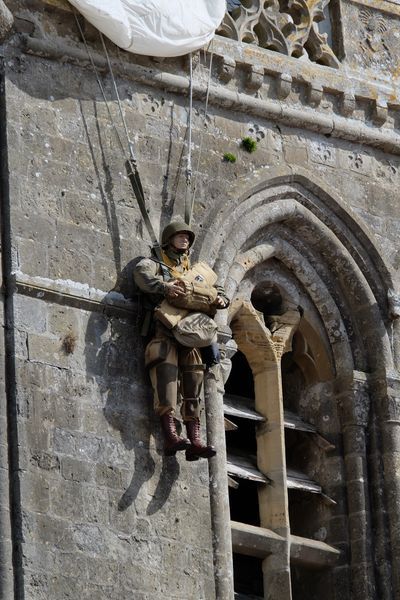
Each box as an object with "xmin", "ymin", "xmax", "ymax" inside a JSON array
[{"xmin": 1, "ymin": 0, "xmax": 400, "ymax": 599}]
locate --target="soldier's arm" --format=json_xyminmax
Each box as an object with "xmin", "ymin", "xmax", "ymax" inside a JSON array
[
  {"xmin": 134, "ymin": 258, "xmax": 185, "ymax": 298},
  {"xmin": 134, "ymin": 258, "xmax": 166, "ymax": 296},
  {"xmin": 214, "ymin": 284, "xmax": 230, "ymax": 309}
]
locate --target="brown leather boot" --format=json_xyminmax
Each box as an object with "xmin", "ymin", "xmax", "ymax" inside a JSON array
[
  {"xmin": 160, "ymin": 412, "xmax": 191, "ymax": 456},
  {"xmin": 185, "ymin": 418, "xmax": 216, "ymax": 461}
]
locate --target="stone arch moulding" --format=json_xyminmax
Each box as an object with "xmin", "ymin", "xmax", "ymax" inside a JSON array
[
  {"xmin": 198, "ymin": 166, "xmax": 395, "ymax": 375},
  {"xmin": 207, "ymin": 168, "xmax": 400, "ymax": 599}
]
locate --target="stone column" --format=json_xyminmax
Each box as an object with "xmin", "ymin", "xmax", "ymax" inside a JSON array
[
  {"xmin": 230, "ymin": 302, "xmax": 300, "ymax": 600},
  {"xmin": 205, "ymin": 340, "xmax": 235, "ymax": 600},
  {"xmin": 374, "ymin": 376, "xmax": 400, "ymax": 599},
  {"xmin": 338, "ymin": 374, "xmax": 376, "ymax": 600}
]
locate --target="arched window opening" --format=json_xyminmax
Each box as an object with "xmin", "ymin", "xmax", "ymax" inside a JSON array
[
  {"xmin": 225, "ymin": 350, "xmax": 260, "ymax": 526},
  {"xmin": 233, "ymin": 554, "xmax": 264, "ymax": 599},
  {"xmin": 227, "ymin": 289, "xmax": 340, "ymax": 599},
  {"xmin": 225, "ymin": 350, "xmax": 265, "ymax": 597}
]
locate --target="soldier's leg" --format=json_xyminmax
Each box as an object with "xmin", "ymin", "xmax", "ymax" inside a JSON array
[
  {"xmin": 179, "ymin": 347, "xmax": 216, "ymax": 461},
  {"xmin": 145, "ymin": 336, "xmax": 190, "ymax": 455}
]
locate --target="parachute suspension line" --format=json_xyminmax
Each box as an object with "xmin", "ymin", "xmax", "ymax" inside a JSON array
[
  {"xmin": 73, "ymin": 10, "xmax": 126, "ymax": 158},
  {"xmin": 99, "ymin": 32, "xmax": 137, "ymax": 165},
  {"xmin": 74, "ymin": 11, "xmax": 162, "ymax": 260},
  {"xmin": 184, "ymin": 52, "xmax": 194, "ymax": 225},
  {"xmin": 190, "ymin": 40, "xmax": 214, "ymax": 220}
]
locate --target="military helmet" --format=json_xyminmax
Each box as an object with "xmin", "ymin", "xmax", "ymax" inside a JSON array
[{"xmin": 161, "ymin": 220, "xmax": 195, "ymax": 248}]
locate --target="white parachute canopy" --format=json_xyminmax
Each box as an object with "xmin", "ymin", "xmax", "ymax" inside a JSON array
[{"xmin": 68, "ymin": 0, "xmax": 227, "ymax": 57}]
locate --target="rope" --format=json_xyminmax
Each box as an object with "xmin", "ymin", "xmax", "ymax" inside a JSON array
[
  {"xmin": 99, "ymin": 32, "xmax": 137, "ymax": 165},
  {"xmin": 74, "ymin": 11, "xmax": 162, "ymax": 259},
  {"xmin": 190, "ymin": 40, "xmax": 214, "ymax": 220},
  {"xmin": 184, "ymin": 52, "xmax": 194, "ymax": 225},
  {"xmin": 73, "ymin": 11, "xmax": 126, "ymax": 158}
]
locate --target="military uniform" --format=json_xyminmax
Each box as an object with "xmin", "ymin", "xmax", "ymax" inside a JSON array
[
  {"xmin": 134, "ymin": 221, "xmax": 229, "ymax": 459},
  {"xmin": 134, "ymin": 248, "xmax": 204, "ymax": 421}
]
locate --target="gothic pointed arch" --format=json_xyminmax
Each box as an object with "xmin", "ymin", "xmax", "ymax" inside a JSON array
[
  {"xmin": 198, "ymin": 167, "xmax": 394, "ymax": 373},
  {"xmin": 208, "ymin": 169, "xmax": 398, "ymax": 600}
]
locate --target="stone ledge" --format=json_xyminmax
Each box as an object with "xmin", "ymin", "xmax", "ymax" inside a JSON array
[
  {"xmin": 290, "ymin": 534, "xmax": 340, "ymax": 567},
  {"xmin": 13, "ymin": 271, "xmax": 136, "ymax": 315},
  {"xmin": 18, "ymin": 34, "xmax": 400, "ymax": 156},
  {"xmin": 231, "ymin": 521, "xmax": 340, "ymax": 568}
]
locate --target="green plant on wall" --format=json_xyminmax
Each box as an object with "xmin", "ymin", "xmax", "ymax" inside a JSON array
[
  {"xmin": 241, "ymin": 136, "xmax": 257, "ymax": 153},
  {"xmin": 223, "ymin": 152, "xmax": 237, "ymax": 163}
]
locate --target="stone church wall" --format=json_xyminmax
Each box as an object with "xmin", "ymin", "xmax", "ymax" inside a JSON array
[{"xmin": 1, "ymin": 0, "xmax": 400, "ymax": 599}]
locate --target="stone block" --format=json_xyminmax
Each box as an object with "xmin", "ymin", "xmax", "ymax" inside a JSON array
[
  {"xmin": 81, "ymin": 484, "xmax": 109, "ymax": 525},
  {"xmin": 75, "ymin": 433, "xmax": 103, "ymax": 462},
  {"xmin": 53, "ymin": 398, "xmax": 83, "ymax": 431},
  {"xmin": 119, "ymin": 561, "xmax": 160, "ymax": 594},
  {"xmin": 95, "ymin": 463, "xmax": 122, "ymax": 489},
  {"xmin": 283, "ymin": 144, "xmax": 308, "ymax": 166},
  {"xmin": 86, "ymin": 556, "xmax": 120, "ymax": 586},
  {"xmin": 50, "ymin": 479, "xmax": 84, "ymax": 520},
  {"xmin": 47, "ymin": 245, "xmax": 94, "ymax": 285},
  {"xmin": 27, "ymin": 333, "xmax": 65, "ymax": 368},
  {"xmin": 16, "ymin": 237, "xmax": 49, "ymax": 278},
  {"xmin": 30, "ymin": 452, "xmax": 60, "ymax": 473},
  {"xmin": 53, "ymin": 428, "xmax": 77, "ymax": 456},
  {"xmin": 61, "ymin": 457, "xmax": 94, "ymax": 483},
  {"xmin": 47, "ymin": 574, "xmax": 89, "ymax": 600},
  {"xmin": 14, "ymin": 328, "xmax": 29, "ymax": 360},
  {"xmin": 14, "ymin": 295, "xmax": 48, "ymax": 334},
  {"xmin": 48, "ymin": 305, "xmax": 80, "ymax": 337}
]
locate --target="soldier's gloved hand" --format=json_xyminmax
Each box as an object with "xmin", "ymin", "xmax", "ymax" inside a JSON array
[
  {"xmin": 164, "ymin": 279, "xmax": 186, "ymax": 299},
  {"xmin": 214, "ymin": 295, "xmax": 229, "ymax": 308}
]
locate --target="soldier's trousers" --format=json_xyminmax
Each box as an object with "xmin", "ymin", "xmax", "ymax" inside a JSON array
[{"xmin": 145, "ymin": 325, "xmax": 204, "ymax": 421}]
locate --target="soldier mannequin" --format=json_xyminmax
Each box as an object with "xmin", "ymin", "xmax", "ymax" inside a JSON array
[{"xmin": 134, "ymin": 221, "xmax": 229, "ymax": 460}]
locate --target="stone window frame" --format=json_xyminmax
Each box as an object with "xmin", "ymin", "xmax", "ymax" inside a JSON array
[{"xmin": 226, "ymin": 299, "xmax": 339, "ymax": 598}]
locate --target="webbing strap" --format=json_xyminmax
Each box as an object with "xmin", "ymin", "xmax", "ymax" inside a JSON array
[{"xmin": 125, "ymin": 159, "xmax": 163, "ymax": 261}]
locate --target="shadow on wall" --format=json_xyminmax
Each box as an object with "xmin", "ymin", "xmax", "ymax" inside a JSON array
[{"xmin": 84, "ymin": 264, "xmax": 180, "ymax": 515}]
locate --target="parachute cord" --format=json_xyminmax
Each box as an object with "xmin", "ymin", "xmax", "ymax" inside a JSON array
[
  {"xmin": 74, "ymin": 11, "xmax": 161, "ymax": 256},
  {"xmin": 73, "ymin": 10, "xmax": 126, "ymax": 159},
  {"xmin": 99, "ymin": 32, "xmax": 137, "ymax": 166},
  {"xmin": 184, "ymin": 52, "xmax": 194, "ymax": 225},
  {"xmin": 190, "ymin": 40, "xmax": 214, "ymax": 219}
]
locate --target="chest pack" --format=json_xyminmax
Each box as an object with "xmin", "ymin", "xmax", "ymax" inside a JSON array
[
  {"xmin": 168, "ymin": 262, "xmax": 218, "ymax": 314},
  {"xmin": 154, "ymin": 262, "xmax": 219, "ymax": 347}
]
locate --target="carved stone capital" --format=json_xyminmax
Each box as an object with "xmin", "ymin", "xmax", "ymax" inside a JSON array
[
  {"xmin": 230, "ymin": 301, "xmax": 278, "ymax": 372},
  {"xmin": 268, "ymin": 310, "xmax": 301, "ymax": 359},
  {"xmin": 0, "ymin": 1, "xmax": 13, "ymax": 42}
]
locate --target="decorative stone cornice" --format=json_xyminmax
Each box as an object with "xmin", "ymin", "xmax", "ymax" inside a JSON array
[{"xmin": 15, "ymin": 31, "xmax": 400, "ymax": 155}]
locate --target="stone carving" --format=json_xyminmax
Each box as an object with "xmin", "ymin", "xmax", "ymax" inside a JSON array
[
  {"xmin": 218, "ymin": 0, "xmax": 340, "ymax": 68},
  {"xmin": 359, "ymin": 8, "xmax": 391, "ymax": 68}
]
